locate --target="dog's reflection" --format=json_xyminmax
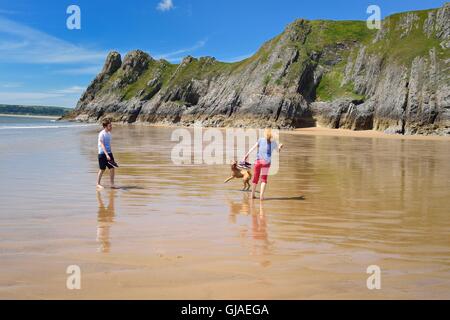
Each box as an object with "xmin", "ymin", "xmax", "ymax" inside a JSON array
[
  {"xmin": 227, "ymin": 195, "xmax": 271, "ymax": 262},
  {"xmin": 96, "ymin": 190, "xmax": 116, "ymax": 253}
]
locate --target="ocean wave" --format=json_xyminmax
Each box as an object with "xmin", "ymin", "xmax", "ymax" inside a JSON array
[{"xmin": 0, "ymin": 124, "xmax": 95, "ymax": 130}]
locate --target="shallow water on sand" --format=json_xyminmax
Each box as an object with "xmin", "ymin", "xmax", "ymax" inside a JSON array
[{"xmin": 0, "ymin": 122, "xmax": 449, "ymax": 299}]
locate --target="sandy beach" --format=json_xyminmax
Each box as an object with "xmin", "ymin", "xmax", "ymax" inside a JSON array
[
  {"xmin": 0, "ymin": 120, "xmax": 449, "ymax": 299},
  {"xmin": 292, "ymin": 127, "xmax": 450, "ymax": 141}
]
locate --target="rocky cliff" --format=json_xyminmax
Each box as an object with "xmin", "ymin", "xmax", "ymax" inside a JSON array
[{"xmin": 65, "ymin": 3, "xmax": 450, "ymax": 135}]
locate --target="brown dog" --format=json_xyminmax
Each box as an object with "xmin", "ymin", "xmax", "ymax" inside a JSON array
[{"xmin": 224, "ymin": 161, "xmax": 252, "ymax": 191}]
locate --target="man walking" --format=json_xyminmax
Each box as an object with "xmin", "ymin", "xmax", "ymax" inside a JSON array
[{"xmin": 97, "ymin": 119, "xmax": 118, "ymax": 190}]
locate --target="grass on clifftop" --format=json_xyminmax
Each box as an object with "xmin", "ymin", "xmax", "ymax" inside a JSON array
[
  {"xmin": 168, "ymin": 58, "xmax": 232, "ymax": 86},
  {"xmin": 298, "ymin": 20, "xmax": 375, "ymax": 101},
  {"xmin": 366, "ymin": 8, "xmax": 448, "ymax": 66},
  {"xmin": 306, "ymin": 20, "xmax": 376, "ymax": 49},
  {"xmin": 122, "ymin": 60, "xmax": 176, "ymax": 100}
]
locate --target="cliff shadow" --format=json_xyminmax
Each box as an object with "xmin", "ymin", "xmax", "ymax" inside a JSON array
[{"xmin": 292, "ymin": 109, "xmax": 317, "ymax": 128}]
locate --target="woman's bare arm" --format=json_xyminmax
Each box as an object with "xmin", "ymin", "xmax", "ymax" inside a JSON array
[{"xmin": 244, "ymin": 142, "xmax": 259, "ymax": 161}]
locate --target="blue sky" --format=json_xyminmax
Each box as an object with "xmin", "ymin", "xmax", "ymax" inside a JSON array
[{"xmin": 0, "ymin": 0, "xmax": 447, "ymax": 108}]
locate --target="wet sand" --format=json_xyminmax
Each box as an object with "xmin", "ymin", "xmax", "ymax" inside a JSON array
[{"xmin": 0, "ymin": 124, "xmax": 449, "ymax": 299}]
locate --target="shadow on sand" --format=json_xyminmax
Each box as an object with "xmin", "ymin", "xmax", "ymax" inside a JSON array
[
  {"xmin": 263, "ymin": 196, "xmax": 306, "ymax": 201},
  {"xmin": 116, "ymin": 185, "xmax": 145, "ymax": 191},
  {"xmin": 238, "ymin": 190, "xmax": 305, "ymax": 201}
]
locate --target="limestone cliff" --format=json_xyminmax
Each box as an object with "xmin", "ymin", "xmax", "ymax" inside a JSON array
[{"xmin": 65, "ymin": 3, "xmax": 450, "ymax": 135}]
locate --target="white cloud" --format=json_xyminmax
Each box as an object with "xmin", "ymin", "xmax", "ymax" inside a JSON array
[
  {"xmin": 0, "ymin": 9, "xmax": 19, "ymax": 15},
  {"xmin": 222, "ymin": 53, "xmax": 253, "ymax": 63},
  {"xmin": 0, "ymin": 16, "xmax": 106, "ymax": 64},
  {"xmin": 157, "ymin": 0, "xmax": 175, "ymax": 12},
  {"xmin": 0, "ymin": 91, "xmax": 64, "ymax": 101},
  {"xmin": 52, "ymin": 86, "xmax": 86, "ymax": 94},
  {"xmin": 0, "ymin": 86, "xmax": 86, "ymax": 107},
  {"xmin": 55, "ymin": 65, "xmax": 102, "ymax": 75},
  {"xmin": 0, "ymin": 40, "xmax": 28, "ymax": 50},
  {"xmin": 0, "ymin": 82, "xmax": 23, "ymax": 88},
  {"xmin": 154, "ymin": 39, "xmax": 207, "ymax": 62}
]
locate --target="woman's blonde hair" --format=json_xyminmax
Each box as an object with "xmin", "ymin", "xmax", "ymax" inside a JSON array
[{"xmin": 264, "ymin": 128, "xmax": 273, "ymax": 142}]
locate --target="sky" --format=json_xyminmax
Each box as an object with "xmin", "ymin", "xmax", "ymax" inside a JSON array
[{"xmin": 0, "ymin": 0, "xmax": 447, "ymax": 108}]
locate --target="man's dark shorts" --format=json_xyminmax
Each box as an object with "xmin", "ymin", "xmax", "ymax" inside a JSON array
[{"xmin": 98, "ymin": 153, "xmax": 115, "ymax": 170}]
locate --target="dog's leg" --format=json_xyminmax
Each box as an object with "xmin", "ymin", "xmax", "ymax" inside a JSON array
[{"xmin": 244, "ymin": 171, "xmax": 251, "ymax": 190}]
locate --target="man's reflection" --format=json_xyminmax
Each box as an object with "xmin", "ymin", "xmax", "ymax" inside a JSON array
[{"xmin": 96, "ymin": 190, "xmax": 116, "ymax": 253}]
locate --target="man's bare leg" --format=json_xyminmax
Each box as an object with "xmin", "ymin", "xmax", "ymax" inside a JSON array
[
  {"xmin": 97, "ymin": 170, "xmax": 105, "ymax": 190},
  {"xmin": 110, "ymin": 168, "xmax": 118, "ymax": 189},
  {"xmin": 260, "ymin": 182, "xmax": 267, "ymax": 201}
]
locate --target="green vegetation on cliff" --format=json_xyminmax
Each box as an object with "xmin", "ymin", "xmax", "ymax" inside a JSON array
[
  {"xmin": 87, "ymin": 5, "xmax": 447, "ymax": 104},
  {"xmin": 0, "ymin": 104, "xmax": 70, "ymax": 117},
  {"xmin": 366, "ymin": 9, "xmax": 448, "ymax": 66},
  {"xmin": 112, "ymin": 19, "xmax": 376, "ymax": 102}
]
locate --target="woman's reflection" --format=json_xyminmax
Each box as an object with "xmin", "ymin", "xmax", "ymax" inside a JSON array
[
  {"xmin": 228, "ymin": 195, "xmax": 272, "ymax": 261},
  {"xmin": 96, "ymin": 190, "xmax": 116, "ymax": 253}
]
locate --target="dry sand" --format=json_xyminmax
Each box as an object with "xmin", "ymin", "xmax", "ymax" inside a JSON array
[{"xmin": 291, "ymin": 127, "xmax": 450, "ymax": 141}]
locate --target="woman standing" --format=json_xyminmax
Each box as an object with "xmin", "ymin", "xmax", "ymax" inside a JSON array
[{"xmin": 243, "ymin": 128, "xmax": 283, "ymax": 201}]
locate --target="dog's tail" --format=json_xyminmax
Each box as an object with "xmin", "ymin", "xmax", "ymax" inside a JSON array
[{"xmin": 224, "ymin": 176, "xmax": 234, "ymax": 183}]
